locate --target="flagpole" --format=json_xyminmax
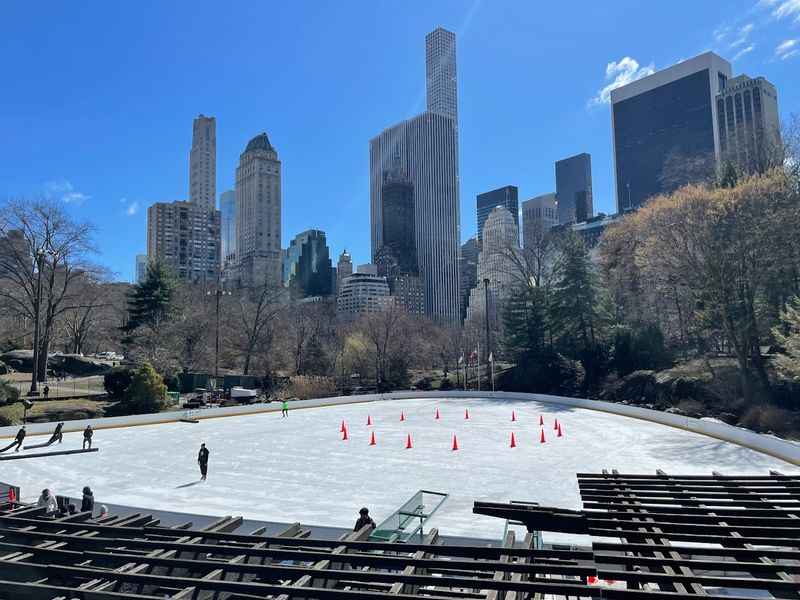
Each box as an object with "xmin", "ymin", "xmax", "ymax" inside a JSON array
[
  {"xmin": 490, "ymin": 353, "xmax": 495, "ymax": 392},
  {"xmin": 477, "ymin": 341, "xmax": 481, "ymax": 392}
]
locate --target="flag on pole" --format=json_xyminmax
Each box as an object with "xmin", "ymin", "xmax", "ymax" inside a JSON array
[
  {"xmin": 488, "ymin": 352, "xmax": 494, "ymax": 363},
  {"xmin": 458, "ymin": 355, "xmax": 464, "ymax": 365}
]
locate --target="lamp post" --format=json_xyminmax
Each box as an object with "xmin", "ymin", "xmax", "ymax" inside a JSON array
[
  {"xmin": 28, "ymin": 249, "xmax": 45, "ymax": 396},
  {"xmin": 483, "ymin": 278, "xmax": 491, "ymax": 364},
  {"xmin": 207, "ymin": 286, "xmax": 231, "ymax": 384}
]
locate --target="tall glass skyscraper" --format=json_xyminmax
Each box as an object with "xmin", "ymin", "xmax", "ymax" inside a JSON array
[
  {"xmin": 555, "ymin": 154, "xmax": 592, "ymax": 224},
  {"xmin": 611, "ymin": 52, "xmax": 731, "ymax": 211},
  {"xmin": 370, "ymin": 28, "xmax": 460, "ymax": 323},
  {"xmin": 283, "ymin": 229, "xmax": 333, "ymax": 298}
]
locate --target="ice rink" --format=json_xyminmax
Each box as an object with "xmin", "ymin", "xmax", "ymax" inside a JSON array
[{"xmin": 3, "ymin": 397, "xmax": 797, "ymax": 540}]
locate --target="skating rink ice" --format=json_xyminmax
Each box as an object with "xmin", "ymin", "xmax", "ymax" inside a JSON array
[{"xmin": 4, "ymin": 397, "xmax": 798, "ymax": 540}]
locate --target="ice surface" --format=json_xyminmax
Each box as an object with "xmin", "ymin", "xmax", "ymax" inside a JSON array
[{"xmin": 4, "ymin": 397, "xmax": 797, "ymax": 541}]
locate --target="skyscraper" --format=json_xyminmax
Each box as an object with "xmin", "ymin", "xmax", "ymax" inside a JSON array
[
  {"xmin": 283, "ymin": 229, "xmax": 334, "ymax": 299},
  {"xmin": 336, "ymin": 250, "xmax": 353, "ymax": 293},
  {"xmin": 555, "ymin": 154, "xmax": 592, "ymax": 224},
  {"xmin": 459, "ymin": 237, "xmax": 479, "ymax": 322},
  {"xmin": 522, "ymin": 193, "xmax": 558, "ymax": 250},
  {"xmin": 135, "ymin": 254, "xmax": 148, "ymax": 284},
  {"xmin": 146, "ymin": 201, "xmax": 221, "ymax": 282},
  {"xmin": 231, "ymin": 132, "xmax": 282, "ymax": 288},
  {"xmin": 219, "ymin": 190, "xmax": 236, "ymax": 268},
  {"xmin": 477, "ymin": 186, "xmax": 518, "ymax": 242},
  {"xmin": 611, "ymin": 52, "xmax": 732, "ymax": 211},
  {"xmin": 466, "ymin": 206, "xmax": 520, "ymax": 329},
  {"xmin": 189, "ymin": 115, "xmax": 216, "ymax": 211},
  {"xmin": 336, "ymin": 272, "xmax": 392, "ymax": 321},
  {"xmin": 717, "ymin": 75, "xmax": 781, "ymax": 174},
  {"xmin": 370, "ymin": 28, "xmax": 460, "ymax": 323},
  {"xmin": 425, "ymin": 27, "xmax": 458, "ymax": 122}
]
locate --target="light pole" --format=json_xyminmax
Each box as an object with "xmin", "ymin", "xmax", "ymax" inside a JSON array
[
  {"xmin": 483, "ymin": 278, "xmax": 491, "ymax": 365},
  {"xmin": 28, "ymin": 249, "xmax": 45, "ymax": 396},
  {"xmin": 207, "ymin": 286, "xmax": 231, "ymax": 384}
]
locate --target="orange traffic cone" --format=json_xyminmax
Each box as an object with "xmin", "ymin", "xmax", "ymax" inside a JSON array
[
  {"xmin": 435, "ymin": 408, "xmax": 441, "ymax": 420},
  {"xmin": 367, "ymin": 415, "xmax": 373, "ymax": 426},
  {"xmin": 340, "ymin": 420, "xmax": 346, "ymax": 432},
  {"xmin": 465, "ymin": 408, "xmax": 470, "ymax": 420},
  {"xmin": 511, "ymin": 411, "xmax": 516, "ymax": 422},
  {"xmin": 452, "ymin": 434, "xmax": 459, "ymax": 451},
  {"xmin": 369, "ymin": 431, "xmax": 376, "ymax": 446},
  {"xmin": 405, "ymin": 433, "xmax": 413, "ymax": 449},
  {"xmin": 400, "ymin": 411, "xmax": 405, "ymax": 421},
  {"xmin": 342, "ymin": 426, "xmax": 349, "ymax": 441},
  {"xmin": 557, "ymin": 422, "xmax": 563, "ymax": 437},
  {"xmin": 510, "ymin": 432, "xmax": 517, "ymax": 448},
  {"xmin": 540, "ymin": 429, "xmax": 546, "ymax": 444},
  {"xmin": 554, "ymin": 418, "xmax": 559, "ymax": 431},
  {"xmin": 539, "ymin": 415, "xmax": 544, "ymax": 426}
]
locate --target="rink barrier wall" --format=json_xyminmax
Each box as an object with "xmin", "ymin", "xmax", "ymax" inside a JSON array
[{"xmin": 1, "ymin": 390, "xmax": 798, "ymax": 466}]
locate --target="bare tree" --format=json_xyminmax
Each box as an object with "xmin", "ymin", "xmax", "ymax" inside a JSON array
[
  {"xmin": 231, "ymin": 284, "xmax": 284, "ymax": 375},
  {"xmin": 0, "ymin": 199, "xmax": 95, "ymax": 390}
]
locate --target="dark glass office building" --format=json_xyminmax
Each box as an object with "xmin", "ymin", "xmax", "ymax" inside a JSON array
[
  {"xmin": 611, "ymin": 52, "xmax": 731, "ymax": 211},
  {"xmin": 555, "ymin": 153, "xmax": 593, "ymax": 224},
  {"xmin": 380, "ymin": 163, "xmax": 418, "ymax": 275},
  {"xmin": 283, "ymin": 230, "xmax": 334, "ymax": 298},
  {"xmin": 476, "ymin": 186, "xmax": 518, "ymax": 242}
]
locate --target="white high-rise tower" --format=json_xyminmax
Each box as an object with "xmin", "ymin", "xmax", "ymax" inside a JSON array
[
  {"xmin": 189, "ymin": 114, "xmax": 216, "ymax": 211},
  {"xmin": 369, "ymin": 28, "xmax": 461, "ymax": 323}
]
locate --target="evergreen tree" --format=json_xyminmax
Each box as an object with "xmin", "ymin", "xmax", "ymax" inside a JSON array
[
  {"xmin": 122, "ymin": 362, "xmax": 168, "ymax": 414},
  {"xmin": 502, "ymin": 286, "xmax": 548, "ymax": 363},
  {"xmin": 124, "ymin": 260, "xmax": 176, "ymax": 333}
]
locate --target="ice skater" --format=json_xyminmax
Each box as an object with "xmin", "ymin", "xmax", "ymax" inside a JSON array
[
  {"xmin": 83, "ymin": 425, "xmax": 93, "ymax": 449},
  {"xmin": 12, "ymin": 426, "xmax": 26, "ymax": 452},
  {"xmin": 354, "ymin": 507, "xmax": 376, "ymax": 532},
  {"xmin": 281, "ymin": 399, "xmax": 289, "ymax": 418},
  {"xmin": 197, "ymin": 443, "xmax": 209, "ymax": 481},
  {"xmin": 53, "ymin": 422, "xmax": 64, "ymax": 444}
]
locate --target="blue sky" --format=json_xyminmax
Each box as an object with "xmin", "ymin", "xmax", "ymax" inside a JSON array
[{"xmin": 1, "ymin": 0, "xmax": 798, "ymax": 282}]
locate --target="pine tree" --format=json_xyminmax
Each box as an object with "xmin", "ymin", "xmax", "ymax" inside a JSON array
[
  {"xmin": 124, "ymin": 362, "xmax": 168, "ymax": 414},
  {"xmin": 124, "ymin": 260, "xmax": 176, "ymax": 333},
  {"xmin": 502, "ymin": 286, "xmax": 547, "ymax": 363}
]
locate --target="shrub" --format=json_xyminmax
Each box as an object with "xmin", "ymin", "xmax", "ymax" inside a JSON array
[
  {"xmin": 104, "ymin": 367, "xmax": 135, "ymax": 399},
  {"xmin": 106, "ymin": 363, "xmax": 167, "ymax": 416},
  {"xmin": 416, "ymin": 377, "xmax": 432, "ymax": 391},
  {"xmin": 0, "ymin": 379, "xmax": 20, "ymax": 405},
  {"xmin": 612, "ymin": 323, "xmax": 673, "ymax": 377},
  {"xmin": 288, "ymin": 376, "xmax": 336, "ymax": 400},
  {"xmin": 675, "ymin": 399, "xmax": 705, "ymax": 417},
  {"xmin": 162, "ymin": 374, "xmax": 180, "ymax": 392},
  {"xmin": 0, "ymin": 403, "xmax": 24, "ymax": 426}
]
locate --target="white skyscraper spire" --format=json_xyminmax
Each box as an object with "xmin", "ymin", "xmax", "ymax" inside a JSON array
[{"xmin": 425, "ymin": 27, "xmax": 458, "ymax": 123}]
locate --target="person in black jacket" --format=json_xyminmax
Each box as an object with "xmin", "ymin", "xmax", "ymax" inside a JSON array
[
  {"xmin": 354, "ymin": 507, "xmax": 376, "ymax": 532},
  {"xmin": 12, "ymin": 427, "xmax": 25, "ymax": 452},
  {"xmin": 53, "ymin": 422, "xmax": 64, "ymax": 444},
  {"xmin": 83, "ymin": 425, "xmax": 93, "ymax": 449},
  {"xmin": 81, "ymin": 486, "xmax": 94, "ymax": 514},
  {"xmin": 197, "ymin": 443, "xmax": 209, "ymax": 480}
]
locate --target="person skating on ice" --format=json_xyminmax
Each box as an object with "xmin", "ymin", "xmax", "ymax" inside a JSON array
[
  {"xmin": 197, "ymin": 443, "xmax": 210, "ymax": 480},
  {"xmin": 13, "ymin": 426, "xmax": 25, "ymax": 452},
  {"xmin": 282, "ymin": 399, "xmax": 289, "ymax": 417},
  {"xmin": 53, "ymin": 421, "xmax": 64, "ymax": 444},
  {"xmin": 83, "ymin": 425, "xmax": 93, "ymax": 449}
]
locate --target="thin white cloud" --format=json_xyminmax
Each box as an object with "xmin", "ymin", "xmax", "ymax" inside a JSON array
[
  {"xmin": 125, "ymin": 201, "xmax": 140, "ymax": 216},
  {"xmin": 775, "ymin": 38, "xmax": 800, "ymax": 58},
  {"xmin": 733, "ymin": 43, "xmax": 756, "ymax": 60},
  {"xmin": 588, "ymin": 57, "xmax": 655, "ymax": 108},
  {"xmin": 43, "ymin": 179, "xmax": 90, "ymax": 205},
  {"xmin": 772, "ymin": 0, "xmax": 800, "ymax": 22},
  {"xmin": 730, "ymin": 23, "xmax": 755, "ymax": 48},
  {"xmin": 713, "ymin": 24, "xmax": 731, "ymax": 42}
]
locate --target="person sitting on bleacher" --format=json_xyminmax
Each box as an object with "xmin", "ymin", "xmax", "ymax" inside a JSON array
[
  {"xmin": 36, "ymin": 489, "xmax": 57, "ymax": 516},
  {"xmin": 354, "ymin": 507, "xmax": 376, "ymax": 532},
  {"xmin": 81, "ymin": 486, "xmax": 95, "ymax": 514}
]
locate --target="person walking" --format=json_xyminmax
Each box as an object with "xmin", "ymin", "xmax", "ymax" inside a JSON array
[
  {"xmin": 353, "ymin": 507, "xmax": 376, "ymax": 532},
  {"xmin": 83, "ymin": 425, "xmax": 93, "ymax": 449},
  {"xmin": 12, "ymin": 426, "xmax": 25, "ymax": 452},
  {"xmin": 197, "ymin": 443, "xmax": 210, "ymax": 481},
  {"xmin": 37, "ymin": 489, "xmax": 57, "ymax": 516},
  {"xmin": 43, "ymin": 385, "xmax": 49, "ymax": 399},
  {"xmin": 81, "ymin": 486, "xmax": 95, "ymax": 514},
  {"xmin": 281, "ymin": 399, "xmax": 289, "ymax": 418}
]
